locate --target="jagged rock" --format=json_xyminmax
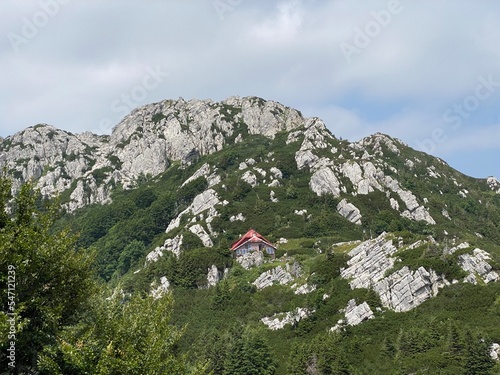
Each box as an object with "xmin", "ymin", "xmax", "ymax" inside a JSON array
[
  {"xmin": 253, "ymin": 266, "xmax": 294, "ymax": 289},
  {"xmin": 146, "ymin": 234, "xmax": 183, "ymax": 262},
  {"xmin": 374, "ymin": 266, "xmax": 447, "ymax": 312},
  {"xmin": 236, "ymin": 251, "xmax": 264, "ymax": 270},
  {"xmin": 337, "ymin": 199, "xmax": 362, "ymax": 225},
  {"xmin": 150, "ymin": 276, "xmax": 170, "ymax": 299},
  {"xmin": 341, "ymin": 233, "xmax": 398, "ymax": 289},
  {"xmin": 270, "ymin": 190, "xmax": 278, "ymax": 203},
  {"xmin": 166, "ymin": 189, "xmax": 220, "ymax": 232},
  {"xmin": 241, "ymin": 170, "xmax": 258, "ymax": 187},
  {"xmin": 207, "ymin": 265, "xmax": 220, "ymax": 287},
  {"xmin": 270, "ymin": 167, "xmax": 283, "ymax": 179},
  {"xmin": 383, "ymin": 176, "xmax": 435, "ymax": 224},
  {"xmin": 487, "ymin": 177, "xmax": 500, "ymax": 194},
  {"xmin": 294, "ymin": 283, "xmax": 317, "ymax": 295},
  {"xmin": 448, "ymin": 242, "xmax": 470, "ymax": 255},
  {"xmin": 189, "ymin": 224, "xmax": 213, "ymax": 247},
  {"xmin": 358, "ymin": 133, "xmax": 401, "ymax": 155},
  {"xmin": 294, "ymin": 209, "xmax": 308, "ymax": 216},
  {"xmin": 295, "ymin": 150, "xmax": 318, "ymax": 170},
  {"xmin": 342, "ymin": 299, "xmax": 374, "ymax": 326},
  {"xmin": 341, "ymin": 233, "xmax": 448, "ymax": 312},
  {"xmin": 245, "ymin": 158, "xmax": 256, "ymax": 166},
  {"xmin": 309, "ymin": 167, "xmax": 341, "ymax": 197},
  {"xmin": 341, "ymin": 161, "xmax": 364, "ymax": 190},
  {"xmin": 181, "ymin": 163, "xmax": 220, "ymax": 188},
  {"xmin": 390, "ymin": 198, "xmax": 400, "ymax": 210},
  {"xmin": 458, "ymin": 249, "xmax": 499, "ymax": 284},
  {"xmin": 229, "ymin": 213, "xmax": 246, "ymax": 222},
  {"xmin": 1, "ymin": 97, "xmax": 309, "ymax": 211},
  {"xmin": 261, "ymin": 307, "xmax": 314, "ymax": 330},
  {"xmin": 268, "ymin": 179, "xmax": 280, "ymax": 187},
  {"xmin": 491, "ymin": 343, "xmax": 500, "ymax": 361}
]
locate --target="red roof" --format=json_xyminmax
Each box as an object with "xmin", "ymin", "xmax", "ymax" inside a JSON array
[{"xmin": 230, "ymin": 228, "xmax": 276, "ymax": 251}]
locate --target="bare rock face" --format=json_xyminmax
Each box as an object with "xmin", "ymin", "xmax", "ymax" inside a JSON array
[
  {"xmin": 189, "ymin": 224, "xmax": 213, "ymax": 247},
  {"xmin": 342, "ymin": 299, "xmax": 374, "ymax": 326},
  {"xmin": 241, "ymin": 170, "xmax": 258, "ymax": 187},
  {"xmin": 309, "ymin": 167, "xmax": 341, "ymax": 197},
  {"xmin": 491, "ymin": 343, "xmax": 500, "ymax": 361},
  {"xmin": 374, "ymin": 266, "xmax": 446, "ymax": 312},
  {"xmin": 236, "ymin": 251, "xmax": 264, "ymax": 270},
  {"xmin": 337, "ymin": 199, "xmax": 362, "ymax": 225},
  {"xmin": 206, "ymin": 265, "xmax": 220, "ymax": 287},
  {"xmin": 166, "ymin": 189, "xmax": 220, "ymax": 233},
  {"xmin": 341, "ymin": 233, "xmax": 448, "ymax": 312},
  {"xmin": 458, "ymin": 249, "xmax": 499, "ymax": 284},
  {"xmin": 253, "ymin": 266, "xmax": 294, "ymax": 289},
  {"xmin": 181, "ymin": 163, "xmax": 220, "ymax": 188},
  {"xmin": 261, "ymin": 307, "xmax": 314, "ymax": 330},
  {"xmin": 293, "ymin": 283, "xmax": 317, "ymax": 295},
  {"xmin": 146, "ymin": 234, "xmax": 183, "ymax": 262},
  {"xmin": 150, "ymin": 276, "xmax": 170, "ymax": 299},
  {"xmin": 341, "ymin": 233, "xmax": 398, "ymax": 290},
  {"xmin": 487, "ymin": 176, "xmax": 500, "ymax": 194}
]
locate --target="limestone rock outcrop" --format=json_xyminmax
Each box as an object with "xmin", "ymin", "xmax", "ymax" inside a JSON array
[
  {"xmin": 458, "ymin": 249, "xmax": 499, "ymax": 284},
  {"xmin": 206, "ymin": 265, "xmax": 220, "ymax": 287},
  {"xmin": 341, "ymin": 233, "xmax": 398, "ymax": 290},
  {"xmin": 236, "ymin": 251, "xmax": 264, "ymax": 270},
  {"xmin": 146, "ymin": 234, "xmax": 183, "ymax": 262},
  {"xmin": 293, "ymin": 283, "xmax": 317, "ymax": 295},
  {"xmin": 261, "ymin": 307, "xmax": 314, "ymax": 330},
  {"xmin": 374, "ymin": 266, "xmax": 446, "ymax": 312},
  {"xmin": 341, "ymin": 233, "xmax": 449, "ymax": 312},
  {"xmin": 150, "ymin": 276, "xmax": 170, "ymax": 299},
  {"xmin": 487, "ymin": 177, "xmax": 500, "ymax": 194},
  {"xmin": 337, "ymin": 199, "xmax": 362, "ymax": 225},
  {"xmin": 253, "ymin": 266, "xmax": 294, "ymax": 289},
  {"xmin": 342, "ymin": 299, "xmax": 374, "ymax": 326},
  {"xmin": 189, "ymin": 224, "xmax": 213, "ymax": 247}
]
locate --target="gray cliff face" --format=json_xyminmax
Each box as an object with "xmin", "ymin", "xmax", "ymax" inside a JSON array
[{"xmin": 0, "ymin": 96, "xmax": 305, "ymax": 211}]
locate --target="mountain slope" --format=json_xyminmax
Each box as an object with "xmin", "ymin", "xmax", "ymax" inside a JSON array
[{"xmin": 2, "ymin": 96, "xmax": 500, "ymax": 373}]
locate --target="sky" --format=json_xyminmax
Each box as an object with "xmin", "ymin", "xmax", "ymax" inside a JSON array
[{"xmin": 1, "ymin": 0, "xmax": 500, "ymax": 179}]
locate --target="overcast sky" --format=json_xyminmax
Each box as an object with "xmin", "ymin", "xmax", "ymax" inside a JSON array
[{"xmin": 1, "ymin": 1, "xmax": 499, "ymax": 179}]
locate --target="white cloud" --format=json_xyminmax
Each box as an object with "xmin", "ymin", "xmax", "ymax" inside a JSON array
[{"xmin": 248, "ymin": 0, "xmax": 303, "ymax": 44}]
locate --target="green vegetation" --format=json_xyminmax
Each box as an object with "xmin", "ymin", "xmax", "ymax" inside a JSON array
[
  {"xmin": 152, "ymin": 112, "xmax": 167, "ymax": 123},
  {"xmin": 0, "ymin": 175, "xmax": 207, "ymax": 374}
]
